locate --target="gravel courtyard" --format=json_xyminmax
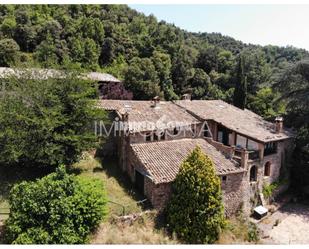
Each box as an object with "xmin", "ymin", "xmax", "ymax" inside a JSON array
[{"xmin": 259, "ymin": 203, "xmax": 309, "ymax": 244}]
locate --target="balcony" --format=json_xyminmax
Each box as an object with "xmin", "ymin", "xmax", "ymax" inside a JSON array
[{"xmin": 248, "ymin": 150, "xmax": 260, "ymax": 161}]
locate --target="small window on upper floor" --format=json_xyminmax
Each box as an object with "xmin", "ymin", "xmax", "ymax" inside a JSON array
[
  {"xmin": 202, "ymin": 123, "xmax": 211, "ymax": 138},
  {"xmin": 191, "ymin": 128, "xmax": 196, "ymax": 138},
  {"xmin": 204, "ymin": 128, "xmax": 211, "ymax": 138},
  {"xmin": 264, "ymin": 142, "xmax": 278, "ymax": 156},
  {"xmin": 174, "ymin": 127, "xmax": 180, "ymax": 136},
  {"xmin": 221, "ymin": 175, "xmax": 227, "ymax": 182},
  {"xmin": 145, "ymin": 132, "xmax": 152, "ymax": 142},
  {"xmin": 160, "ymin": 131, "xmax": 166, "ymax": 140},
  {"xmin": 153, "ymin": 132, "xmax": 159, "ymax": 141}
]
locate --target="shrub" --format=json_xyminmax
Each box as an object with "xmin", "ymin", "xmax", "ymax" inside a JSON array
[
  {"xmin": 247, "ymin": 222, "xmax": 259, "ymax": 243},
  {"xmin": 262, "ymin": 183, "xmax": 278, "ymax": 198},
  {"xmin": 4, "ymin": 166, "xmax": 108, "ymax": 244},
  {"xmin": 262, "ymin": 180, "xmax": 286, "ymax": 199},
  {"xmin": 166, "ymin": 146, "xmax": 225, "ymax": 244}
]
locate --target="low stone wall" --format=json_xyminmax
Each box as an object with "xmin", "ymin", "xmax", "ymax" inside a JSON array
[{"xmin": 204, "ymin": 137, "xmax": 235, "ymax": 159}]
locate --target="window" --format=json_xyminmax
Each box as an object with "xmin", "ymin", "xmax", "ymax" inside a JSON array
[
  {"xmin": 202, "ymin": 123, "xmax": 211, "ymax": 137},
  {"xmin": 145, "ymin": 132, "xmax": 152, "ymax": 142},
  {"xmin": 264, "ymin": 142, "xmax": 278, "ymax": 156},
  {"xmin": 221, "ymin": 175, "xmax": 227, "ymax": 182},
  {"xmin": 264, "ymin": 162, "xmax": 271, "ymax": 176},
  {"xmin": 250, "ymin": 165, "xmax": 257, "ymax": 182},
  {"xmin": 174, "ymin": 127, "xmax": 179, "ymax": 136},
  {"xmin": 236, "ymin": 134, "xmax": 247, "ymax": 148},
  {"xmin": 204, "ymin": 129, "xmax": 211, "ymax": 137},
  {"xmin": 160, "ymin": 131, "xmax": 166, "ymax": 140},
  {"xmin": 153, "ymin": 132, "xmax": 159, "ymax": 141},
  {"xmin": 217, "ymin": 125, "xmax": 230, "ymax": 145},
  {"xmin": 191, "ymin": 128, "xmax": 196, "ymax": 137},
  {"xmin": 247, "ymin": 139, "xmax": 259, "ymax": 150},
  {"xmin": 218, "ymin": 131, "xmax": 223, "ymax": 143}
]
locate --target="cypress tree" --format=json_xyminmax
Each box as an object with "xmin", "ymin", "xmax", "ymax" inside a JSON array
[
  {"xmin": 233, "ymin": 55, "xmax": 247, "ymax": 109},
  {"xmin": 166, "ymin": 146, "xmax": 225, "ymax": 244}
]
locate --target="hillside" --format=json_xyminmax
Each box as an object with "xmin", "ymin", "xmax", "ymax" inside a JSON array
[{"xmin": 0, "ymin": 4, "xmax": 308, "ymax": 104}]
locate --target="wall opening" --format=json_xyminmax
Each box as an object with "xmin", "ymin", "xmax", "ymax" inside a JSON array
[
  {"xmin": 264, "ymin": 161, "xmax": 271, "ymax": 176},
  {"xmin": 135, "ymin": 170, "xmax": 144, "ymax": 194},
  {"xmin": 145, "ymin": 132, "xmax": 152, "ymax": 142},
  {"xmin": 250, "ymin": 165, "xmax": 257, "ymax": 182},
  {"xmin": 174, "ymin": 127, "xmax": 179, "ymax": 135}
]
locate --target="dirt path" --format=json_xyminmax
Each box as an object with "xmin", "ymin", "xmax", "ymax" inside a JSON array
[{"xmin": 259, "ymin": 203, "xmax": 309, "ymax": 244}]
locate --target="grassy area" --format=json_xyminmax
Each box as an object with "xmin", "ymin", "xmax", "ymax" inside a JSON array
[
  {"xmin": 1, "ymin": 153, "xmax": 254, "ymax": 244},
  {"xmin": 72, "ymin": 152, "xmax": 179, "ymax": 244},
  {"xmin": 91, "ymin": 212, "xmax": 177, "ymax": 244},
  {"xmin": 218, "ymin": 216, "xmax": 260, "ymax": 244},
  {"xmin": 72, "ymin": 153, "xmax": 145, "ymax": 216}
]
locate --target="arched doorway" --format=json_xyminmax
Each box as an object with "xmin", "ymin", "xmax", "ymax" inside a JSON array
[
  {"xmin": 264, "ymin": 161, "xmax": 271, "ymax": 176},
  {"xmin": 250, "ymin": 165, "xmax": 257, "ymax": 182}
]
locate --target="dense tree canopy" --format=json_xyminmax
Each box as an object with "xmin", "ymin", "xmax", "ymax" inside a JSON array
[
  {"xmin": 0, "ymin": 4, "xmax": 307, "ymax": 106},
  {"xmin": 275, "ymin": 61, "xmax": 309, "ymax": 190},
  {"xmin": 0, "ymin": 70, "xmax": 106, "ymax": 168}
]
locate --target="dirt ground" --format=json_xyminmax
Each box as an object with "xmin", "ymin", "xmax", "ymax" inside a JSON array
[{"xmin": 258, "ymin": 203, "xmax": 309, "ymax": 244}]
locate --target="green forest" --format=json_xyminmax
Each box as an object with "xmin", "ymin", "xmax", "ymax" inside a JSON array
[{"xmin": 0, "ymin": 4, "xmax": 308, "ymax": 189}]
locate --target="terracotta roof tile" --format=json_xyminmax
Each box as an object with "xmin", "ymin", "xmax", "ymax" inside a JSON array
[
  {"xmin": 98, "ymin": 100, "xmax": 200, "ymax": 132},
  {"xmin": 130, "ymin": 138, "xmax": 243, "ymax": 184},
  {"xmin": 176, "ymin": 100, "xmax": 293, "ymax": 142}
]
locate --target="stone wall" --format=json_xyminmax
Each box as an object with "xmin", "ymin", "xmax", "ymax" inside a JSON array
[
  {"xmin": 205, "ymin": 137, "xmax": 235, "ymax": 159},
  {"xmin": 145, "ymin": 181, "xmax": 172, "ymax": 211},
  {"xmin": 99, "ymin": 111, "xmax": 119, "ymax": 157},
  {"xmin": 117, "ymin": 120, "xmax": 294, "ymax": 216},
  {"xmin": 127, "ymin": 146, "xmax": 172, "ymax": 211},
  {"xmin": 245, "ymin": 138, "xmax": 294, "ymax": 209},
  {"xmin": 221, "ymin": 172, "xmax": 248, "ymax": 217}
]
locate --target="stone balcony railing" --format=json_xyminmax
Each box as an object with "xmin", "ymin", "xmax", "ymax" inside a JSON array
[
  {"xmin": 204, "ymin": 137, "xmax": 261, "ymax": 170},
  {"xmin": 204, "ymin": 137, "xmax": 235, "ymax": 159}
]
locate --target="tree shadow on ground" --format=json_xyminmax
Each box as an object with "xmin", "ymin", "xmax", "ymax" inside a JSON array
[
  {"xmin": 94, "ymin": 155, "xmax": 148, "ymax": 210},
  {"xmin": 0, "ymin": 165, "xmax": 53, "ymax": 205},
  {"xmin": 278, "ymin": 202, "xmax": 309, "ymax": 221}
]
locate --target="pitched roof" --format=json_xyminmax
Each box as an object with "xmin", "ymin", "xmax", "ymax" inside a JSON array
[
  {"xmin": 130, "ymin": 138, "xmax": 243, "ymax": 184},
  {"xmin": 86, "ymin": 72, "xmax": 121, "ymax": 82},
  {"xmin": 97, "ymin": 99, "xmax": 200, "ymax": 132},
  {"xmin": 176, "ymin": 100, "xmax": 292, "ymax": 142},
  {"xmin": 0, "ymin": 67, "xmax": 120, "ymax": 82}
]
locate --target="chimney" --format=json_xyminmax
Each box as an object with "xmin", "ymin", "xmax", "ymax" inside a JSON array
[
  {"xmin": 181, "ymin": 93, "xmax": 191, "ymax": 101},
  {"xmin": 275, "ymin": 117, "xmax": 283, "ymax": 134},
  {"xmin": 152, "ymin": 96, "xmax": 160, "ymax": 108}
]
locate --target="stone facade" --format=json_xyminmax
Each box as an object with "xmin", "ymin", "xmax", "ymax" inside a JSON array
[
  {"xmin": 221, "ymin": 172, "xmax": 247, "ymax": 216},
  {"xmin": 125, "ymin": 133, "xmax": 294, "ymax": 216},
  {"xmin": 99, "ymin": 100, "xmax": 294, "ymax": 217}
]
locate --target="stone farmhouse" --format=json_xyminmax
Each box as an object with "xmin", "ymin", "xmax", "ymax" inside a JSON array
[
  {"xmin": 0, "ymin": 67, "xmax": 294, "ymax": 216},
  {"xmin": 98, "ymin": 97, "xmax": 294, "ymax": 216}
]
